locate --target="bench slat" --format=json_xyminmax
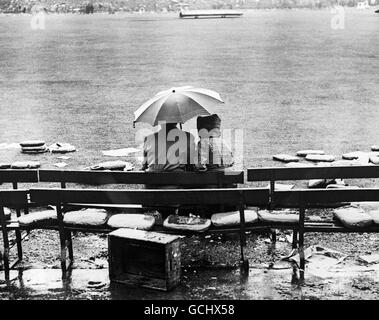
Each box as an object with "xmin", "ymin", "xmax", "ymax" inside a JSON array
[
  {"xmin": 39, "ymin": 170, "xmax": 244, "ymax": 186},
  {"xmin": 29, "ymin": 188, "xmax": 269, "ymax": 206},
  {"xmin": 275, "ymin": 188, "xmax": 379, "ymax": 206},
  {"xmin": 247, "ymin": 166, "xmax": 379, "ymax": 181},
  {"xmin": 0, "ymin": 170, "xmax": 39, "ymax": 183},
  {"xmin": 0, "ymin": 190, "xmax": 29, "ymax": 206}
]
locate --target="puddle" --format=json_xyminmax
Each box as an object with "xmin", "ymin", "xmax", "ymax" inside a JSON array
[{"xmin": 1, "ymin": 262, "xmax": 378, "ymax": 300}]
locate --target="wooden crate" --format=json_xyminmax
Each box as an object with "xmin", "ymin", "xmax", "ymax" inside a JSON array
[{"xmin": 108, "ymin": 229, "xmax": 181, "ymax": 291}]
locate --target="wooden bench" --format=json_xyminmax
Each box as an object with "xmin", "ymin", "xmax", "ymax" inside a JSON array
[
  {"xmin": 248, "ymin": 165, "xmax": 379, "ymax": 207},
  {"xmin": 275, "ymin": 188, "xmax": 379, "ymax": 272},
  {"xmin": 0, "ymin": 170, "xmax": 39, "ymax": 263},
  {"xmin": 248, "ymin": 166, "xmax": 379, "ymax": 274},
  {"xmin": 248, "ymin": 165, "xmax": 379, "ymax": 238},
  {"xmin": 38, "ymin": 169, "xmax": 244, "ymax": 212},
  {"xmin": 0, "ymin": 187, "xmax": 269, "ymax": 277},
  {"xmin": 0, "ymin": 169, "xmax": 39, "ymax": 189},
  {"xmin": 0, "ymin": 189, "xmax": 29, "ymax": 274}
]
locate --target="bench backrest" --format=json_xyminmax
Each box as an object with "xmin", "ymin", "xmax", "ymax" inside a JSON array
[
  {"xmin": 248, "ymin": 165, "xmax": 379, "ymax": 182},
  {"xmin": 0, "ymin": 170, "xmax": 39, "ymax": 188},
  {"xmin": 38, "ymin": 170, "xmax": 244, "ymax": 187},
  {"xmin": 0, "ymin": 190, "xmax": 29, "ymax": 208},
  {"xmin": 275, "ymin": 188, "xmax": 379, "ymax": 207},
  {"xmin": 29, "ymin": 187, "xmax": 269, "ymax": 207},
  {"xmin": 248, "ymin": 165, "xmax": 379, "ymax": 207}
]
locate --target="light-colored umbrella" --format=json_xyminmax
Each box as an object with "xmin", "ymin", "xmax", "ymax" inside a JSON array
[{"xmin": 133, "ymin": 86, "xmax": 224, "ymax": 127}]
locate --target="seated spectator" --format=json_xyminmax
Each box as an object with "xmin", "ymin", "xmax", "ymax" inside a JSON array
[
  {"xmin": 196, "ymin": 114, "xmax": 234, "ymax": 172},
  {"xmin": 142, "ymin": 121, "xmax": 196, "ymax": 173},
  {"xmin": 141, "ymin": 121, "xmax": 196, "ymax": 217}
]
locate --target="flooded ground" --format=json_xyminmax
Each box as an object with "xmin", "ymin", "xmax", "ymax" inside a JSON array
[{"xmin": 1, "ymin": 228, "xmax": 378, "ymax": 299}]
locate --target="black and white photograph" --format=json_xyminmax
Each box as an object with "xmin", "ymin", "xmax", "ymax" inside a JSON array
[{"xmin": 0, "ymin": 0, "xmax": 379, "ymax": 305}]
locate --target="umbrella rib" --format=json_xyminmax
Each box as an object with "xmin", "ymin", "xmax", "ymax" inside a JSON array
[
  {"xmin": 180, "ymin": 91, "xmax": 224, "ymax": 106},
  {"xmin": 136, "ymin": 96, "xmax": 168, "ymax": 125},
  {"xmin": 181, "ymin": 88, "xmax": 223, "ymax": 102},
  {"xmin": 134, "ymin": 94, "xmax": 167, "ymax": 120}
]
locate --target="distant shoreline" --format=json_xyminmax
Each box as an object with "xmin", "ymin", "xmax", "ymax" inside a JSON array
[{"xmin": 1, "ymin": 6, "xmax": 378, "ymax": 16}]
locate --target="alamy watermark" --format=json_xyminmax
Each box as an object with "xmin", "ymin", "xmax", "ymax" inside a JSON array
[
  {"xmin": 30, "ymin": 9, "xmax": 46, "ymax": 30},
  {"xmin": 134, "ymin": 122, "xmax": 244, "ymax": 174},
  {"xmin": 331, "ymin": 5, "xmax": 345, "ymax": 30}
]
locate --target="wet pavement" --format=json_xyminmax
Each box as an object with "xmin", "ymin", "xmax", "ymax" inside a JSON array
[{"xmin": 1, "ymin": 261, "xmax": 378, "ymax": 300}]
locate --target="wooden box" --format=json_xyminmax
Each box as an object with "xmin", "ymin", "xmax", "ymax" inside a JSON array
[{"xmin": 108, "ymin": 229, "xmax": 181, "ymax": 291}]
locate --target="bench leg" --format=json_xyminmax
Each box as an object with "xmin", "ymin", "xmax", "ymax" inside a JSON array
[
  {"xmin": 15, "ymin": 230, "xmax": 23, "ymax": 261},
  {"xmin": 270, "ymin": 229, "xmax": 277, "ymax": 243},
  {"xmin": 292, "ymin": 230, "xmax": 298, "ymax": 249},
  {"xmin": 0, "ymin": 206, "xmax": 10, "ymax": 276},
  {"xmin": 59, "ymin": 230, "xmax": 67, "ymax": 273},
  {"xmin": 66, "ymin": 231, "xmax": 74, "ymax": 263},
  {"xmin": 238, "ymin": 205, "xmax": 249, "ymax": 275},
  {"xmin": 0, "ymin": 222, "xmax": 10, "ymax": 277},
  {"xmin": 14, "ymin": 208, "xmax": 23, "ymax": 261},
  {"xmin": 298, "ymin": 205, "xmax": 305, "ymax": 280}
]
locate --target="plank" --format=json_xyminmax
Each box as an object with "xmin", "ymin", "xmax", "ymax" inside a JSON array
[
  {"xmin": 247, "ymin": 166, "xmax": 379, "ymax": 181},
  {"xmin": 0, "ymin": 190, "xmax": 29, "ymax": 207},
  {"xmin": 39, "ymin": 170, "xmax": 244, "ymax": 186},
  {"xmin": 0, "ymin": 169, "xmax": 39, "ymax": 183},
  {"xmin": 29, "ymin": 188, "xmax": 269, "ymax": 206},
  {"xmin": 275, "ymin": 188, "xmax": 379, "ymax": 206}
]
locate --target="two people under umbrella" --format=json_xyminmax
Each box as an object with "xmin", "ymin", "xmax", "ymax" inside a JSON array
[{"xmin": 141, "ymin": 113, "xmax": 234, "ymax": 173}]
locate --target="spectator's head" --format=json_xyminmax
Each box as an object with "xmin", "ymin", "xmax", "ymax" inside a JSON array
[{"xmin": 197, "ymin": 114, "xmax": 221, "ymax": 138}]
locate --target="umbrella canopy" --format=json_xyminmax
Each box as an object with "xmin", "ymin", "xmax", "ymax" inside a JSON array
[{"xmin": 133, "ymin": 86, "xmax": 224, "ymax": 126}]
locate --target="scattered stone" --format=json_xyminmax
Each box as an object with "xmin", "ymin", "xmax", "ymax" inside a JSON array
[
  {"xmin": 90, "ymin": 160, "xmax": 132, "ymax": 171},
  {"xmin": 163, "ymin": 215, "xmax": 211, "ymax": 232},
  {"xmin": 18, "ymin": 210, "xmax": 57, "ymax": 226},
  {"xmin": 211, "ymin": 210, "xmax": 258, "ymax": 227},
  {"xmin": 285, "ymin": 162, "xmax": 313, "ymax": 167},
  {"xmin": 20, "ymin": 140, "xmax": 47, "ymax": 154},
  {"xmin": 11, "ymin": 161, "xmax": 41, "ymax": 169},
  {"xmin": 57, "ymin": 156, "xmax": 71, "ymax": 160},
  {"xmin": 308, "ymin": 179, "xmax": 335, "ymax": 188},
  {"xmin": 21, "ymin": 145, "xmax": 48, "ymax": 154},
  {"xmin": 267, "ymin": 183, "xmax": 294, "ymax": 191},
  {"xmin": 296, "ymin": 150, "xmax": 325, "ymax": 157},
  {"xmin": 53, "ymin": 162, "xmax": 68, "ymax": 168},
  {"xmin": 48, "ymin": 143, "xmax": 76, "ymax": 153},
  {"xmin": 358, "ymin": 253, "xmax": 379, "ymax": 264},
  {"xmin": 342, "ymin": 151, "xmax": 362, "ymax": 160},
  {"xmin": 63, "ymin": 209, "xmax": 109, "ymax": 226},
  {"xmin": 258, "ymin": 210, "xmax": 299, "ymax": 224},
  {"xmin": 326, "ymin": 184, "xmax": 359, "ymax": 189},
  {"xmin": 305, "ymin": 154, "xmax": 335, "ymax": 162},
  {"xmin": 369, "ymin": 156, "xmax": 379, "ymax": 165},
  {"xmin": 19, "ymin": 140, "xmax": 45, "ymax": 147},
  {"xmin": 102, "ymin": 148, "xmax": 140, "ymax": 157},
  {"xmin": 367, "ymin": 209, "xmax": 379, "ymax": 224},
  {"xmin": 333, "ymin": 206, "xmax": 374, "ymax": 228},
  {"xmin": 107, "ymin": 214, "xmax": 155, "ymax": 230},
  {"xmin": 272, "ymin": 154, "xmax": 300, "ymax": 163}
]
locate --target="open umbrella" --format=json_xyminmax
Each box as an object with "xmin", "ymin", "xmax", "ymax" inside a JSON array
[{"xmin": 133, "ymin": 86, "xmax": 224, "ymax": 127}]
